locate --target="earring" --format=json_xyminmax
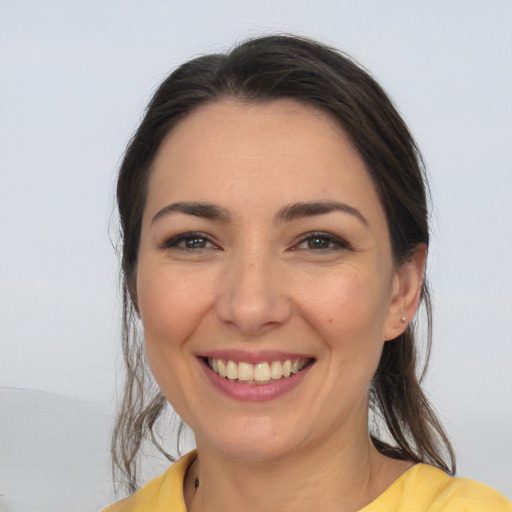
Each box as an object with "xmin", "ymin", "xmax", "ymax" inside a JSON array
[{"xmin": 400, "ymin": 316, "xmax": 407, "ymax": 323}]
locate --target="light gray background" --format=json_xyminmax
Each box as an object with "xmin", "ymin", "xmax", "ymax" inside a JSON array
[{"xmin": 1, "ymin": 1, "xmax": 511, "ymax": 510}]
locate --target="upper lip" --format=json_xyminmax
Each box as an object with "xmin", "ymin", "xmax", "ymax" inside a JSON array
[{"xmin": 198, "ymin": 349, "xmax": 315, "ymax": 364}]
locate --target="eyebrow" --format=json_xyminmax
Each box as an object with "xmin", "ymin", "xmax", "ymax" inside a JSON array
[
  {"xmin": 151, "ymin": 200, "xmax": 368, "ymax": 226},
  {"xmin": 275, "ymin": 201, "xmax": 368, "ymax": 226},
  {"xmin": 151, "ymin": 202, "xmax": 231, "ymax": 224}
]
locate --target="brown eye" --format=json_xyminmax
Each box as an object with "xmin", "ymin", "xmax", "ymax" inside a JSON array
[
  {"xmin": 184, "ymin": 237, "xmax": 208, "ymax": 249},
  {"xmin": 307, "ymin": 237, "xmax": 332, "ymax": 249},
  {"xmin": 162, "ymin": 232, "xmax": 218, "ymax": 251},
  {"xmin": 290, "ymin": 232, "xmax": 352, "ymax": 254},
  {"xmin": 293, "ymin": 232, "xmax": 350, "ymax": 251}
]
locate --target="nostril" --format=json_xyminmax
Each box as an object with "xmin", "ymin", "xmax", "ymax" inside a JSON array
[{"xmin": 215, "ymin": 292, "xmax": 293, "ymax": 335}]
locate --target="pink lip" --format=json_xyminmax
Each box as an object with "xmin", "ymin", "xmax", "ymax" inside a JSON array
[{"xmin": 198, "ymin": 356, "xmax": 314, "ymax": 402}]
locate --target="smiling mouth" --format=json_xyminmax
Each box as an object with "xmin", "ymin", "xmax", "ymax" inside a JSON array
[{"xmin": 206, "ymin": 357, "xmax": 314, "ymax": 384}]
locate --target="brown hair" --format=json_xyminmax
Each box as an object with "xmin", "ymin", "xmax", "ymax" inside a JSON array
[{"xmin": 112, "ymin": 34, "xmax": 455, "ymax": 493}]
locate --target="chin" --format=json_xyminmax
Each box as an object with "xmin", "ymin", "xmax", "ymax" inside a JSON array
[{"xmin": 197, "ymin": 421, "xmax": 305, "ymax": 462}]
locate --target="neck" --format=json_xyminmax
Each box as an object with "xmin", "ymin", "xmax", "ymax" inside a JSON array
[{"xmin": 185, "ymin": 427, "xmax": 403, "ymax": 512}]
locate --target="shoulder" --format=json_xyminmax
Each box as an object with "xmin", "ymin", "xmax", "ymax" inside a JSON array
[
  {"xmin": 363, "ymin": 464, "xmax": 511, "ymax": 512},
  {"xmin": 412, "ymin": 464, "xmax": 511, "ymax": 511},
  {"xmin": 101, "ymin": 451, "xmax": 197, "ymax": 512}
]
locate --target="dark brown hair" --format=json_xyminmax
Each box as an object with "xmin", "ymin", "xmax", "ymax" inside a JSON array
[{"xmin": 112, "ymin": 34, "xmax": 455, "ymax": 493}]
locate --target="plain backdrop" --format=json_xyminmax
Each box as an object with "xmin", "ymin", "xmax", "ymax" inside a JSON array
[{"xmin": 0, "ymin": 1, "xmax": 511, "ymax": 510}]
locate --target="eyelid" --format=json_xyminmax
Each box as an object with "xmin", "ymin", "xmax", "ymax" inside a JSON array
[
  {"xmin": 291, "ymin": 231, "xmax": 352, "ymax": 251},
  {"xmin": 159, "ymin": 230, "xmax": 351, "ymax": 252},
  {"xmin": 160, "ymin": 231, "xmax": 220, "ymax": 250}
]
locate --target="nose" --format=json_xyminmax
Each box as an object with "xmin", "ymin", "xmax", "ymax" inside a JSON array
[{"xmin": 215, "ymin": 252, "xmax": 293, "ymax": 336}]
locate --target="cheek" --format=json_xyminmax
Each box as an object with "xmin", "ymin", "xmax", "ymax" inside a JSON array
[
  {"xmin": 136, "ymin": 264, "xmax": 212, "ymax": 349},
  {"xmin": 298, "ymin": 267, "xmax": 390, "ymax": 339},
  {"xmin": 135, "ymin": 264, "xmax": 215, "ymax": 416}
]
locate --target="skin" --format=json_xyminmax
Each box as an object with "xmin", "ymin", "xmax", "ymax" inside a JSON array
[{"xmin": 136, "ymin": 99, "xmax": 426, "ymax": 512}]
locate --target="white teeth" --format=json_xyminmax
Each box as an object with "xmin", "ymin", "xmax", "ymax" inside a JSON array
[
  {"xmin": 254, "ymin": 362, "xmax": 270, "ymax": 381},
  {"xmin": 282, "ymin": 360, "xmax": 291, "ymax": 378},
  {"xmin": 270, "ymin": 361, "xmax": 282, "ymax": 379},
  {"xmin": 238, "ymin": 362, "xmax": 254, "ymax": 381},
  {"xmin": 218, "ymin": 360, "xmax": 227, "ymax": 378},
  {"xmin": 208, "ymin": 357, "xmax": 309, "ymax": 382},
  {"xmin": 226, "ymin": 360, "xmax": 238, "ymax": 380}
]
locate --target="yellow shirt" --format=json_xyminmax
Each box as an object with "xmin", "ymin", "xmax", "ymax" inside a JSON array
[{"xmin": 103, "ymin": 451, "xmax": 511, "ymax": 512}]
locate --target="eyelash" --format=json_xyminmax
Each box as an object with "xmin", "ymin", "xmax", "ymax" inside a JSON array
[
  {"xmin": 292, "ymin": 232, "xmax": 351, "ymax": 252},
  {"xmin": 161, "ymin": 231, "xmax": 218, "ymax": 251},
  {"xmin": 161, "ymin": 231, "xmax": 350, "ymax": 253}
]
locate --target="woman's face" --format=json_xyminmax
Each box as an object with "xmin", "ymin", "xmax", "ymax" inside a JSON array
[{"xmin": 136, "ymin": 99, "xmax": 416, "ymax": 460}]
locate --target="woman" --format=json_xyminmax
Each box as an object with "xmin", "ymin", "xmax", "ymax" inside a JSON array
[{"xmin": 104, "ymin": 35, "xmax": 510, "ymax": 511}]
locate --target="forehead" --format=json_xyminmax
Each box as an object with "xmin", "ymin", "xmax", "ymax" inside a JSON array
[
  {"xmin": 146, "ymin": 99, "xmax": 383, "ymax": 223},
  {"xmin": 155, "ymin": 98, "xmax": 357, "ymax": 167}
]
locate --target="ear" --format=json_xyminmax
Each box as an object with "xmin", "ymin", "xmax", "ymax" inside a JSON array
[{"xmin": 383, "ymin": 243, "xmax": 427, "ymax": 341}]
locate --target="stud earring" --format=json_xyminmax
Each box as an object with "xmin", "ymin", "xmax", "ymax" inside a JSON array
[{"xmin": 400, "ymin": 316, "xmax": 407, "ymax": 323}]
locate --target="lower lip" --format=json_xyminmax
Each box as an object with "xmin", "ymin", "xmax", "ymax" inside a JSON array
[{"xmin": 200, "ymin": 359, "xmax": 312, "ymax": 402}]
